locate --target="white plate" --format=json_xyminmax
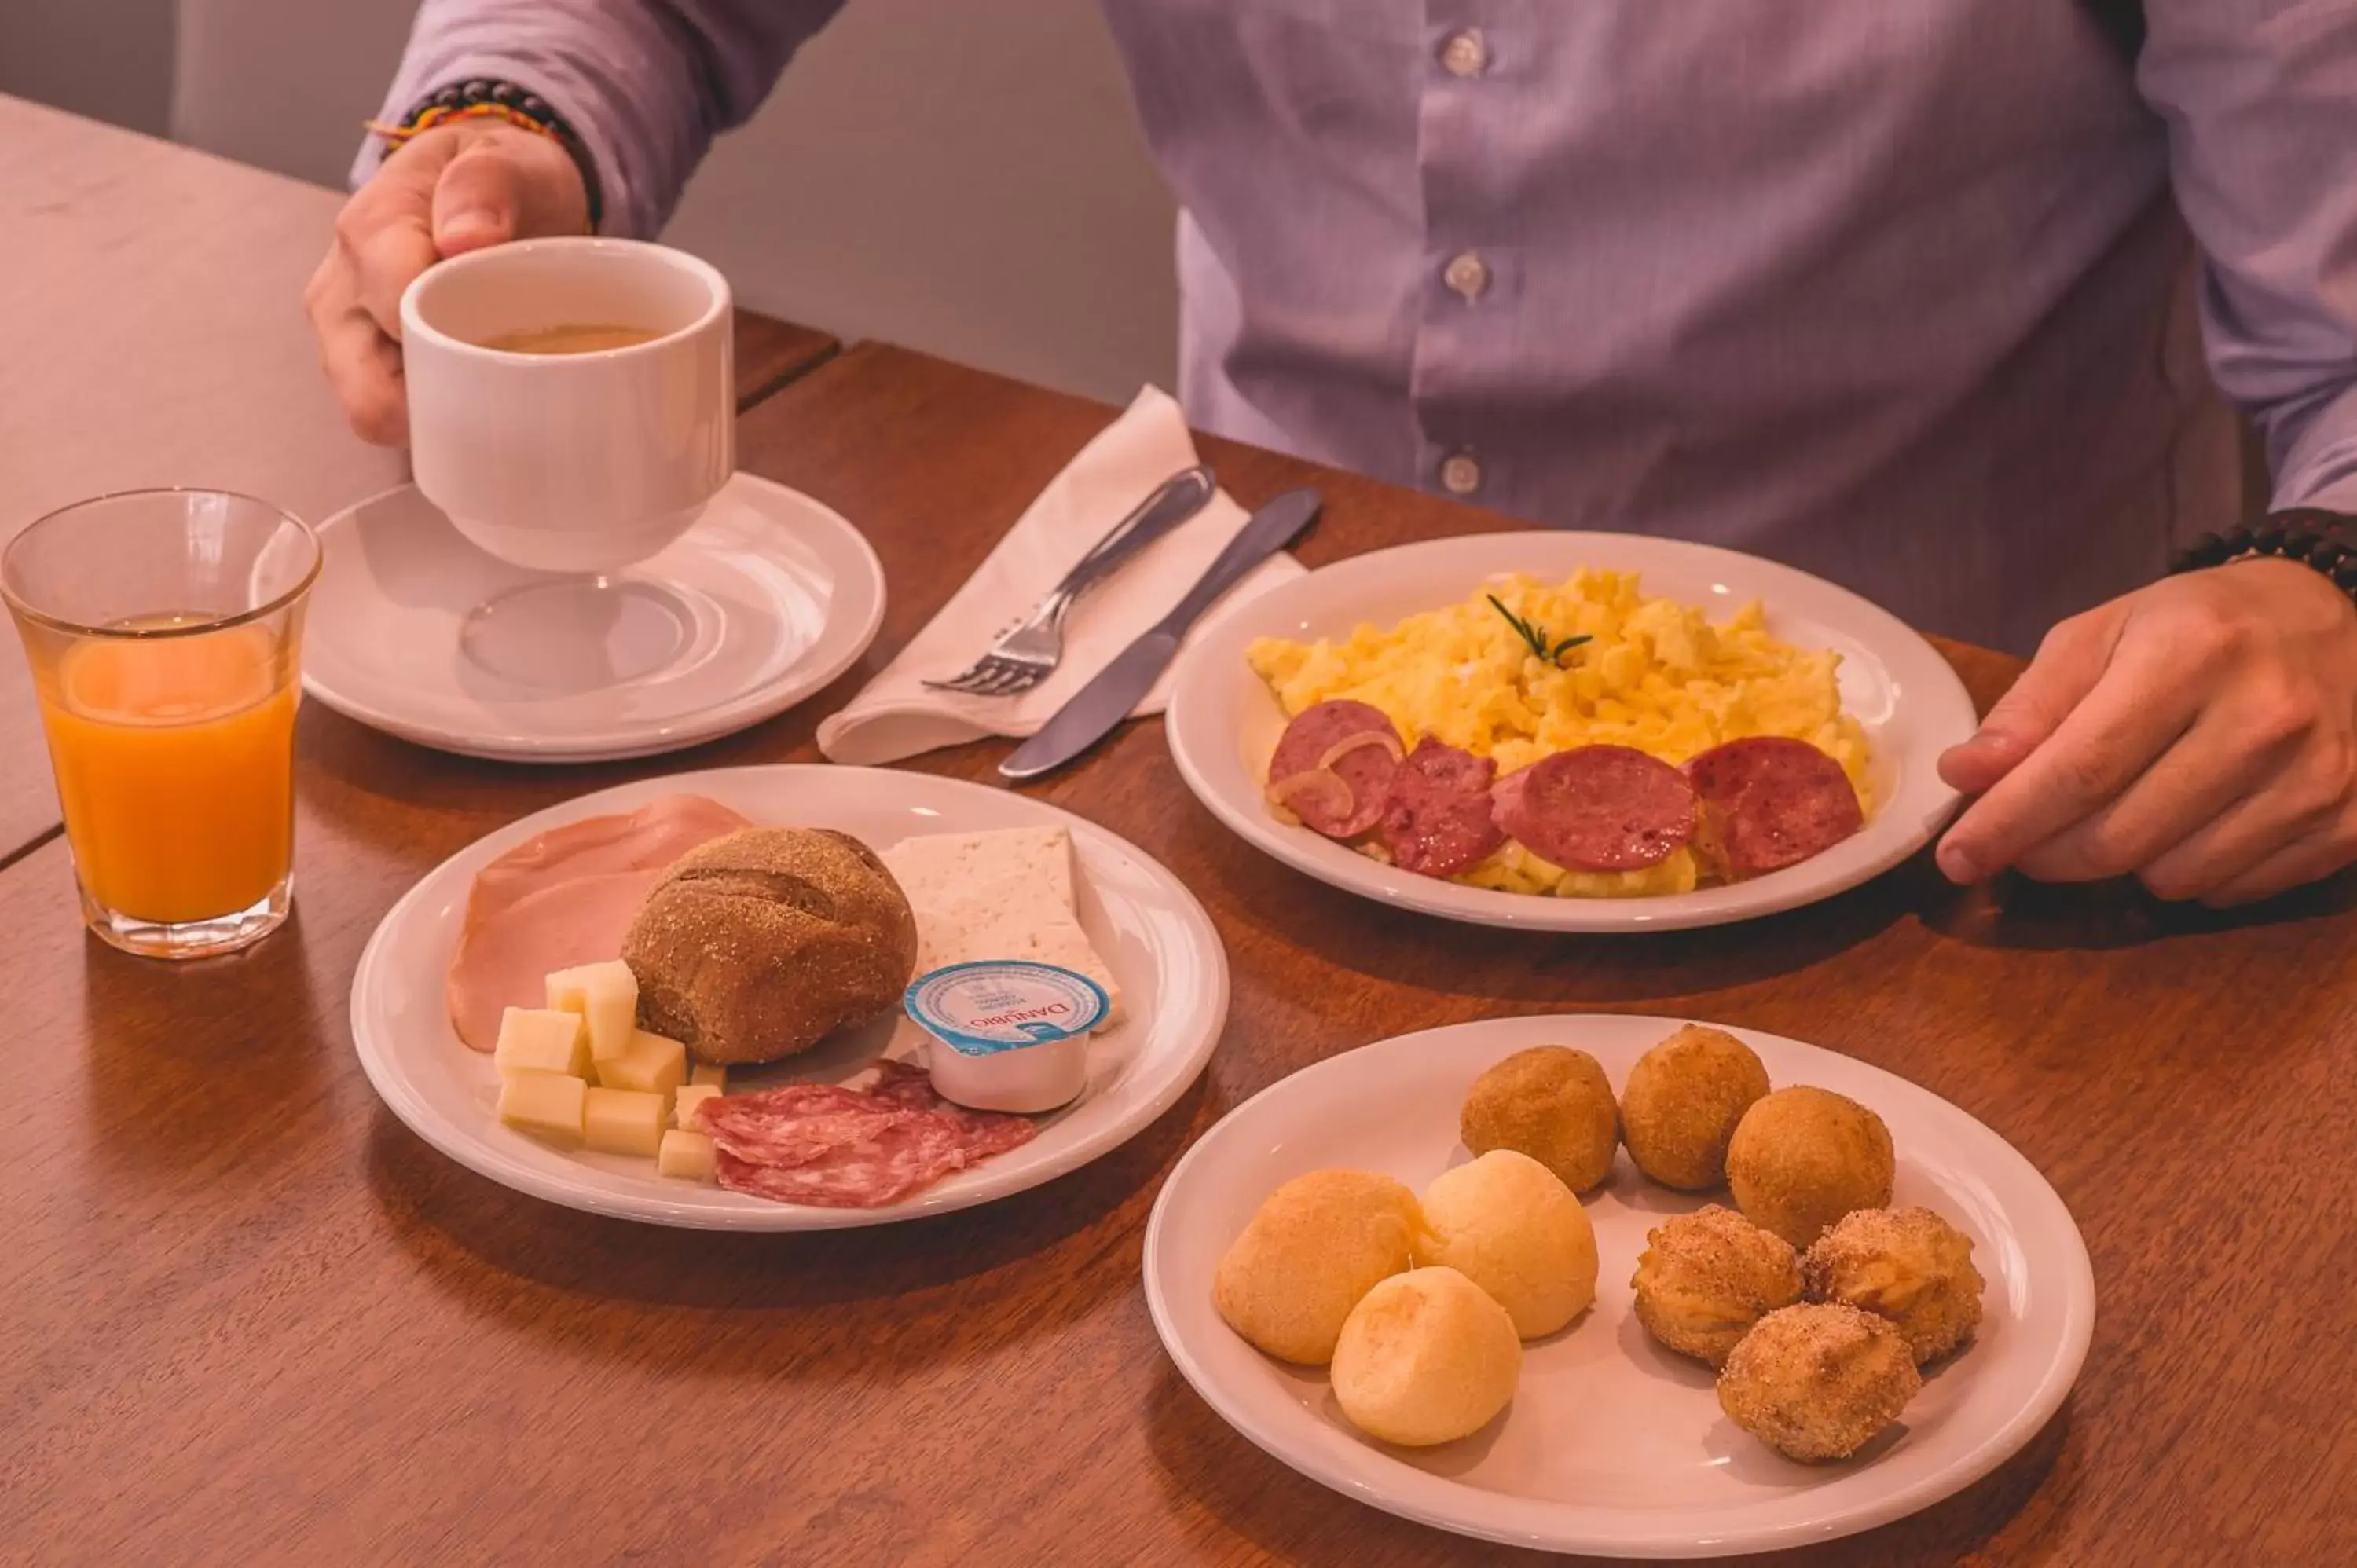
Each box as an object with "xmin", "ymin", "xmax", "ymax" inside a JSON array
[
  {"xmin": 1164, "ymin": 532, "xmax": 1979, "ymax": 931},
  {"xmin": 303, "ymin": 474, "xmax": 885, "ymax": 762},
  {"xmin": 1145, "ymin": 1014, "xmax": 2093, "ymax": 1559},
  {"xmin": 350, "ymin": 765, "xmax": 1230, "ymax": 1229}
]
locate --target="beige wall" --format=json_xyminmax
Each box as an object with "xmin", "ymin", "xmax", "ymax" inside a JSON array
[{"xmin": 163, "ymin": 0, "xmax": 1177, "ymax": 405}]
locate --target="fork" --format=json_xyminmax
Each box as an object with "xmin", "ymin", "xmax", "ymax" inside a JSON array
[{"xmin": 924, "ymin": 463, "xmax": 1217, "ymax": 698}]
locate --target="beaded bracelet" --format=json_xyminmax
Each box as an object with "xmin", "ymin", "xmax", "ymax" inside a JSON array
[
  {"xmin": 2171, "ymin": 508, "xmax": 2357, "ymax": 599},
  {"xmin": 367, "ymin": 79, "xmax": 603, "ymax": 233}
]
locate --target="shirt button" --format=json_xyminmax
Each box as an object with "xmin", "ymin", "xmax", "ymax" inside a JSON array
[
  {"xmin": 1440, "ymin": 452, "xmax": 1483, "ymax": 496},
  {"xmin": 1439, "ymin": 29, "xmax": 1487, "ymax": 79},
  {"xmin": 1442, "ymin": 251, "xmax": 1490, "ymax": 301}
]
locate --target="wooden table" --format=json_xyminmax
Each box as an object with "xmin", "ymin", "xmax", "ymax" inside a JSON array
[
  {"xmin": 5, "ymin": 341, "xmax": 2352, "ymax": 1566},
  {"xmin": 0, "ymin": 94, "xmax": 837, "ymax": 863}
]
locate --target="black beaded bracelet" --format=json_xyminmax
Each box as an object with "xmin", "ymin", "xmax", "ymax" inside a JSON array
[
  {"xmin": 376, "ymin": 78, "xmax": 604, "ymax": 233},
  {"xmin": 2171, "ymin": 507, "xmax": 2357, "ymax": 599}
]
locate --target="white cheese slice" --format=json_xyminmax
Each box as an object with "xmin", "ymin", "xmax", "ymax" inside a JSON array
[{"xmin": 885, "ymin": 826, "xmax": 1125, "ymax": 1029}]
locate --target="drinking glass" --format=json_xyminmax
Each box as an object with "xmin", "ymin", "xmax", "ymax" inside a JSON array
[{"xmin": 3, "ymin": 489, "xmax": 320, "ymax": 958}]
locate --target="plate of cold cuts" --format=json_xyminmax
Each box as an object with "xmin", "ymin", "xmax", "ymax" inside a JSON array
[
  {"xmin": 1163, "ymin": 532, "xmax": 1980, "ymax": 932},
  {"xmin": 349, "ymin": 765, "xmax": 1229, "ymax": 1229}
]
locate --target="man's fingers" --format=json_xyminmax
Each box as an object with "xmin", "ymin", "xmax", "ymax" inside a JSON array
[
  {"xmin": 1937, "ymin": 611, "xmax": 2121, "ymax": 798},
  {"xmin": 1937, "ymin": 638, "xmax": 2197, "ymax": 882},
  {"xmin": 2195, "ymin": 807, "xmax": 2357, "ymax": 907},
  {"xmin": 351, "ymin": 218, "xmax": 441, "ymax": 341},
  {"xmin": 2010, "ymin": 707, "xmax": 2292, "ymax": 883},
  {"xmin": 317, "ymin": 306, "xmax": 409, "ymax": 446},
  {"xmin": 432, "ymin": 141, "xmax": 528, "ymax": 254}
]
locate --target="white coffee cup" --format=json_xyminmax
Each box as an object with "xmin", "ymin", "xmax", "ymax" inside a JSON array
[{"xmin": 400, "ymin": 237, "xmax": 735, "ymax": 573}]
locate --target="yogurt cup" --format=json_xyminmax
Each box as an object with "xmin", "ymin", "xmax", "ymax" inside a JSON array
[{"xmin": 903, "ymin": 961, "xmax": 1110, "ymax": 1113}]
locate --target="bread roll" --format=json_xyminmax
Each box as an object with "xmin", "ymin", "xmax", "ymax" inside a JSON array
[
  {"xmin": 1331, "ymin": 1267, "xmax": 1522, "ymax": 1446},
  {"xmin": 1419, "ymin": 1151, "xmax": 1597, "ymax": 1339},
  {"xmin": 622, "ymin": 828, "xmax": 918, "ymax": 1065},
  {"xmin": 1214, "ymin": 1170, "xmax": 1424, "ymax": 1365}
]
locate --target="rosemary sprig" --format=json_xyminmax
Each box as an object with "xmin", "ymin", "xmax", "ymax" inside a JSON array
[{"xmin": 1486, "ymin": 594, "xmax": 1593, "ymax": 665}]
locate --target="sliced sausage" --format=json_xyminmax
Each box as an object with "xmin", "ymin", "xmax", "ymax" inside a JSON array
[
  {"xmin": 1380, "ymin": 739, "xmax": 1505, "ymax": 877},
  {"xmin": 1684, "ymin": 736, "xmax": 1864, "ymax": 878},
  {"xmin": 1491, "ymin": 746, "xmax": 1699, "ymax": 872},
  {"xmin": 1266, "ymin": 700, "xmax": 1402, "ymax": 839}
]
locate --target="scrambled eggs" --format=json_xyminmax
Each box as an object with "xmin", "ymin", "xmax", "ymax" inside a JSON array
[{"xmin": 1246, "ymin": 570, "xmax": 1872, "ymax": 897}]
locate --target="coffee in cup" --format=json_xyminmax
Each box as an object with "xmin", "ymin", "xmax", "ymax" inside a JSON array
[{"xmin": 400, "ymin": 239, "xmax": 735, "ymax": 573}]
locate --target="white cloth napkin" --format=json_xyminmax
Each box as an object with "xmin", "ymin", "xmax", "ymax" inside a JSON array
[{"xmin": 816, "ymin": 386, "xmax": 1305, "ymax": 766}]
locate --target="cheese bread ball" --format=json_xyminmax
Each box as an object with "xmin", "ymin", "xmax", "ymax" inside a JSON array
[
  {"xmin": 1717, "ymin": 1302, "xmax": 1921, "ymax": 1462},
  {"xmin": 1620, "ymin": 1025, "xmax": 1772, "ymax": 1189},
  {"xmin": 1460, "ymin": 1046, "xmax": 1620, "ymax": 1193},
  {"xmin": 1331, "ymin": 1267, "xmax": 1523, "ymax": 1446},
  {"xmin": 1803, "ymin": 1207, "xmax": 1984, "ymax": 1365},
  {"xmin": 1420, "ymin": 1151, "xmax": 1599, "ymax": 1339},
  {"xmin": 1632, "ymin": 1204, "xmax": 1803, "ymax": 1367},
  {"xmin": 1725, "ymin": 1086, "xmax": 1894, "ymax": 1247},
  {"xmin": 1214, "ymin": 1170, "xmax": 1425, "ymax": 1365}
]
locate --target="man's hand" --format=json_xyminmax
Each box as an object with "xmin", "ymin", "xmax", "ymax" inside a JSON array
[
  {"xmin": 1937, "ymin": 556, "xmax": 2357, "ymax": 906},
  {"xmin": 303, "ymin": 122, "xmax": 590, "ymax": 445}
]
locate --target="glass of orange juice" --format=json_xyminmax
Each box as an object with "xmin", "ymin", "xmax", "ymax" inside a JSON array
[{"xmin": 3, "ymin": 489, "xmax": 320, "ymax": 959}]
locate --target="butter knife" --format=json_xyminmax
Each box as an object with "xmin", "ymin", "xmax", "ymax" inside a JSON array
[{"xmin": 999, "ymin": 488, "xmax": 1321, "ymax": 781}]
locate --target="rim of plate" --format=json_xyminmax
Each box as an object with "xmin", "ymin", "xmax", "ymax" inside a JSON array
[
  {"xmin": 302, "ymin": 474, "xmax": 887, "ymax": 762},
  {"xmin": 1164, "ymin": 531, "xmax": 1980, "ymax": 932},
  {"xmin": 1142, "ymin": 1015, "xmax": 2096, "ymax": 1558},
  {"xmin": 349, "ymin": 764, "xmax": 1230, "ymax": 1229}
]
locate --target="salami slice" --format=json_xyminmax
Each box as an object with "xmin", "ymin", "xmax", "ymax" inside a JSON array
[
  {"xmin": 1684, "ymin": 736, "xmax": 1864, "ymax": 878},
  {"xmin": 1490, "ymin": 746, "xmax": 1698, "ymax": 872},
  {"xmin": 695, "ymin": 1061, "xmax": 1039, "ymax": 1208},
  {"xmin": 1380, "ymin": 739, "xmax": 1505, "ymax": 877},
  {"xmin": 1266, "ymin": 699, "xmax": 1402, "ymax": 839}
]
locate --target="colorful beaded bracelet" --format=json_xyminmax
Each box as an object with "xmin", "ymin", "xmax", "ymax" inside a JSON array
[{"xmin": 368, "ymin": 79, "xmax": 603, "ymax": 233}]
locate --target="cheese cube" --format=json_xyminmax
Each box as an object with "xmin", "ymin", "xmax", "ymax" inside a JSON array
[
  {"xmin": 493, "ymin": 1007, "xmax": 589, "ymax": 1078},
  {"xmin": 673, "ymin": 1083, "xmax": 722, "ymax": 1130},
  {"xmin": 598, "ymin": 1028, "xmax": 687, "ymax": 1105},
  {"xmin": 545, "ymin": 960, "xmax": 640, "ymax": 1064},
  {"xmin": 583, "ymin": 1086, "xmax": 667, "ymax": 1156},
  {"xmin": 658, "ymin": 1129, "xmax": 717, "ymax": 1182},
  {"xmin": 689, "ymin": 1062, "xmax": 728, "ymax": 1090},
  {"xmin": 497, "ymin": 1072, "xmax": 587, "ymax": 1146}
]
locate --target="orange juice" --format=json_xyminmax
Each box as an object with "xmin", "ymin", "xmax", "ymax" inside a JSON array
[{"xmin": 36, "ymin": 619, "xmax": 299, "ymax": 924}]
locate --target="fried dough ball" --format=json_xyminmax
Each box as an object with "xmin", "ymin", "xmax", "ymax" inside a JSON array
[
  {"xmin": 1331, "ymin": 1267, "xmax": 1523, "ymax": 1446},
  {"xmin": 1725, "ymin": 1086, "xmax": 1895, "ymax": 1247},
  {"xmin": 1717, "ymin": 1302, "xmax": 1922, "ymax": 1462},
  {"xmin": 1459, "ymin": 1046, "xmax": 1619, "ymax": 1193},
  {"xmin": 1214, "ymin": 1170, "xmax": 1425, "ymax": 1365},
  {"xmin": 1419, "ymin": 1151, "xmax": 1599, "ymax": 1339},
  {"xmin": 1802, "ymin": 1207, "xmax": 1984, "ymax": 1365},
  {"xmin": 1631, "ymin": 1204, "xmax": 1803, "ymax": 1367},
  {"xmin": 1620, "ymin": 1025, "xmax": 1772, "ymax": 1189}
]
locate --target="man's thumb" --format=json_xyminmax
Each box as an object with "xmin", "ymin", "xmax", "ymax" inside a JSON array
[
  {"xmin": 431, "ymin": 142, "xmax": 526, "ymax": 255},
  {"xmin": 1937, "ymin": 614, "xmax": 2115, "ymax": 797}
]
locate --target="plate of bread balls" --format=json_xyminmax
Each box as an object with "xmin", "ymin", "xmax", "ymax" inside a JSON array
[{"xmin": 1142, "ymin": 1014, "xmax": 2094, "ymax": 1559}]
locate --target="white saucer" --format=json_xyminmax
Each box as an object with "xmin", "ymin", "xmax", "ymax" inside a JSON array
[{"xmin": 302, "ymin": 474, "xmax": 886, "ymax": 762}]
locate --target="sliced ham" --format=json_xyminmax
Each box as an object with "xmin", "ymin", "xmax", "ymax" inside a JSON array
[
  {"xmin": 1491, "ymin": 746, "xmax": 1698, "ymax": 872},
  {"xmin": 1684, "ymin": 736, "xmax": 1864, "ymax": 879},
  {"xmin": 445, "ymin": 793, "xmax": 752, "ymax": 1050},
  {"xmin": 1266, "ymin": 699, "xmax": 1402, "ymax": 839},
  {"xmin": 1379, "ymin": 738, "xmax": 1505, "ymax": 877},
  {"xmin": 696, "ymin": 1061, "xmax": 1038, "ymax": 1208}
]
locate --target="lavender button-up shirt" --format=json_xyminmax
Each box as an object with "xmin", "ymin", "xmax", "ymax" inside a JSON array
[{"xmin": 371, "ymin": 1, "xmax": 2357, "ymax": 650}]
